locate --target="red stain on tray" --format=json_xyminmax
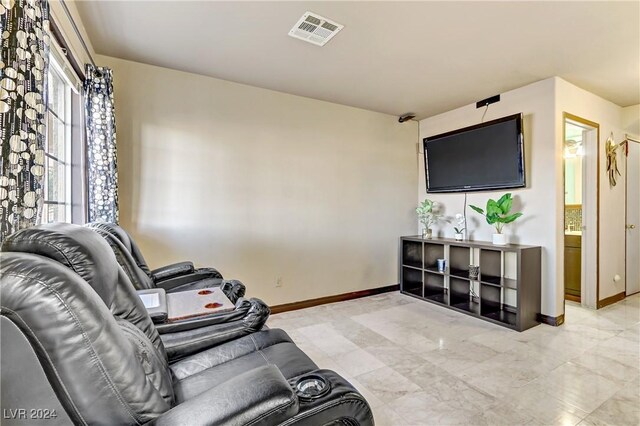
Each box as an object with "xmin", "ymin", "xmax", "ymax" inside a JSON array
[
  {"xmin": 198, "ymin": 290, "xmax": 213, "ymax": 295},
  {"xmin": 205, "ymin": 302, "xmax": 223, "ymax": 309}
]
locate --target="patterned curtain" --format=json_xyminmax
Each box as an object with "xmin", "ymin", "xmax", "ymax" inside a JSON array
[
  {"xmin": 0, "ymin": 0, "xmax": 50, "ymax": 242},
  {"xmin": 84, "ymin": 64, "xmax": 119, "ymax": 223}
]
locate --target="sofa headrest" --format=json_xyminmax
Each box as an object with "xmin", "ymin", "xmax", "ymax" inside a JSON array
[
  {"xmin": 85, "ymin": 222, "xmax": 131, "ymax": 249},
  {"xmin": 1, "ymin": 223, "xmax": 118, "ymax": 306},
  {"xmin": 85, "ymin": 221, "xmax": 152, "ymax": 276}
]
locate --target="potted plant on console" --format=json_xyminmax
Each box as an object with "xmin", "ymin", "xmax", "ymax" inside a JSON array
[
  {"xmin": 416, "ymin": 198, "xmax": 442, "ymax": 239},
  {"xmin": 453, "ymin": 213, "xmax": 466, "ymax": 241},
  {"xmin": 469, "ymin": 193, "xmax": 523, "ymax": 245}
]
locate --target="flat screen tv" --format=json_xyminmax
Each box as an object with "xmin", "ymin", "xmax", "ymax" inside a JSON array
[{"xmin": 424, "ymin": 113, "xmax": 525, "ymax": 193}]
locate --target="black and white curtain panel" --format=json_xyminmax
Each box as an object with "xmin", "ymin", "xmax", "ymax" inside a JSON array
[
  {"xmin": 84, "ymin": 64, "xmax": 119, "ymax": 223},
  {"xmin": 0, "ymin": 0, "xmax": 50, "ymax": 241}
]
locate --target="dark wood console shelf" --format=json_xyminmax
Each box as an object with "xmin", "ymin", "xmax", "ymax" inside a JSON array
[{"xmin": 399, "ymin": 236, "xmax": 541, "ymax": 331}]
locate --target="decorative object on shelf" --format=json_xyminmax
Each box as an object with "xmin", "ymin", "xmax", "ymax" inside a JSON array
[
  {"xmin": 469, "ymin": 265, "xmax": 480, "ymax": 280},
  {"xmin": 470, "ymin": 193, "xmax": 523, "ymax": 245},
  {"xmin": 453, "ymin": 213, "xmax": 466, "ymax": 241},
  {"xmin": 437, "ymin": 258, "xmax": 447, "ymax": 273},
  {"xmin": 492, "ymin": 233, "xmax": 507, "ymax": 245},
  {"xmin": 416, "ymin": 198, "xmax": 443, "ymax": 239},
  {"xmin": 605, "ymin": 132, "xmax": 627, "ymax": 187}
]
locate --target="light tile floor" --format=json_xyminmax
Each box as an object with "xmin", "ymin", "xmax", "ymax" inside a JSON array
[{"xmin": 267, "ymin": 292, "xmax": 640, "ymax": 426}]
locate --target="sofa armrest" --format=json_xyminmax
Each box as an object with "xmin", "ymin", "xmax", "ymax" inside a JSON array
[
  {"xmin": 288, "ymin": 369, "xmax": 374, "ymax": 426},
  {"xmin": 160, "ymin": 298, "xmax": 270, "ymax": 361},
  {"xmin": 156, "ymin": 297, "xmax": 249, "ymax": 333},
  {"xmin": 151, "ymin": 261, "xmax": 195, "ymax": 282},
  {"xmin": 152, "ymin": 365, "xmax": 298, "ymax": 426},
  {"xmin": 136, "ymin": 288, "xmax": 168, "ymax": 323},
  {"xmin": 157, "ymin": 278, "xmax": 245, "ymax": 304}
]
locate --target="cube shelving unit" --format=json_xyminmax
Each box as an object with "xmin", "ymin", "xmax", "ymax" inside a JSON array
[{"xmin": 399, "ymin": 236, "xmax": 541, "ymax": 331}]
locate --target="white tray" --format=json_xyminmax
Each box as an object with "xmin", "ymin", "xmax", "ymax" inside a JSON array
[{"xmin": 166, "ymin": 287, "xmax": 235, "ymax": 321}]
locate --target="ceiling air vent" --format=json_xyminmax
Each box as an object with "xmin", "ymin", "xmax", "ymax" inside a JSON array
[{"xmin": 288, "ymin": 12, "xmax": 344, "ymax": 46}]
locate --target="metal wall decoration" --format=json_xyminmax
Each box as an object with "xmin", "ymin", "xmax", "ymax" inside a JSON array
[
  {"xmin": 0, "ymin": 0, "xmax": 50, "ymax": 241},
  {"xmin": 84, "ymin": 64, "xmax": 119, "ymax": 223},
  {"xmin": 605, "ymin": 132, "xmax": 627, "ymax": 188}
]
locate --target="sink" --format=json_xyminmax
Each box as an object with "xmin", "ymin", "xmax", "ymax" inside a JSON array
[{"xmin": 565, "ymin": 230, "xmax": 582, "ymax": 236}]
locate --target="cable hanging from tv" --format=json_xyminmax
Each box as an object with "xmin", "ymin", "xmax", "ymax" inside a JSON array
[{"xmin": 481, "ymin": 104, "xmax": 490, "ymax": 123}]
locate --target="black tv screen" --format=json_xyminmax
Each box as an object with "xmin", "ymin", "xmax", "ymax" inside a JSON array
[{"xmin": 424, "ymin": 113, "xmax": 525, "ymax": 193}]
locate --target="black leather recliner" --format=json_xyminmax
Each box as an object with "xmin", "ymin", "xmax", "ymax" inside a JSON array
[
  {"xmin": 85, "ymin": 222, "xmax": 254, "ymax": 349},
  {"xmin": 1, "ymin": 225, "xmax": 374, "ymax": 425},
  {"xmin": 3, "ymin": 223, "xmax": 271, "ymax": 361},
  {"xmin": 85, "ymin": 222, "xmax": 236, "ymax": 296},
  {"xmin": 87, "ymin": 222, "xmax": 245, "ymax": 306}
]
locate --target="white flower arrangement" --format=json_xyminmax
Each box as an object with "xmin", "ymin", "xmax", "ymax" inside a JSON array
[{"xmin": 453, "ymin": 213, "xmax": 466, "ymax": 235}]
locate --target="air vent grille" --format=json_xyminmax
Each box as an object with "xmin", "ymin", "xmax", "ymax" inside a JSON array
[
  {"xmin": 299, "ymin": 22, "xmax": 317, "ymax": 32},
  {"xmin": 321, "ymin": 22, "xmax": 338, "ymax": 32},
  {"xmin": 288, "ymin": 11, "xmax": 343, "ymax": 46},
  {"xmin": 305, "ymin": 15, "xmax": 321, "ymax": 25}
]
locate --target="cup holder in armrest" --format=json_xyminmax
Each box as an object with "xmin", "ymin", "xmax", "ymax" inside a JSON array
[{"xmin": 294, "ymin": 374, "xmax": 331, "ymax": 401}]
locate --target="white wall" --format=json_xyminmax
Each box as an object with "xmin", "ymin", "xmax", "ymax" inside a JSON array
[
  {"xmin": 418, "ymin": 78, "xmax": 560, "ymax": 316},
  {"xmin": 556, "ymin": 78, "xmax": 626, "ymax": 302},
  {"xmin": 98, "ymin": 55, "xmax": 418, "ymax": 306},
  {"xmin": 419, "ymin": 77, "xmax": 630, "ymax": 316},
  {"xmin": 622, "ymin": 105, "xmax": 640, "ymax": 136}
]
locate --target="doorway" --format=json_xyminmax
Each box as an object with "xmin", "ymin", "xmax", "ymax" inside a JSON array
[
  {"xmin": 626, "ymin": 138, "xmax": 640, "ymax": 296},
  {"xmin": 563, "ymin": 113, "xmax": 599, "ymax": 307}
]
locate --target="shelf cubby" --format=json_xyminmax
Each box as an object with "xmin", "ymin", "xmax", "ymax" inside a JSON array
[
  {"xmin": 480, "ymin": 275, "xmax": 518, "ymax": 290},
  {"xmin": 425, "ymin": 292, "xmax": 448, "ymax": 305},
  {"xmin": 479, "ymin": 248, "xmax": 502, "ymax": 280},
  {"xmin": 401, "ymin": 266, "xmax": 423, "ymax": 298},
  {"xmin": 424, "ymin": 271, "xmax": 447, "ymax": 304},
  {"xmin": 399, "ymin": 236, "xmax": 541, "ymax": 331},
  {"xmin": 449, "ymin": 268, "xmax": 471, "ymax": 280},
  {"xmin": 482, "ymin": 308, "xmax": 517, "ymax": 326},
  {"xmin": 449, "ymin": 277, "xmax": 479, "ymax": 314},
  {"xmin": 481, "ymin": 283, "xmax": 517, "ymax": 326},
  {"xmin": 449, "ymin": 245, "xmax": 471, "ymax": 272},
  {"xmin": 424, "ymin": 266, "xmax": 446, "ymax": 276},
  {"xmin": 423, "ymin": 243, "xmax": 445, "ymax": 271},
  {"xmin": 402, "ymin": 240, "xmax": 423, "ymax": 269}
]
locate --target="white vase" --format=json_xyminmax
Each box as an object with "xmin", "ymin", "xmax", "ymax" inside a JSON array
[
  {"xmin": 492, "ymin": 233, "xmax": 507, "ymax": 245},
  {"xmin": 422, "ymin": 228, "xmax": 432, "ymax": 239},
  {"xmin": 454, "ymin": 233, "xmax": 463, "ymax": 241}
]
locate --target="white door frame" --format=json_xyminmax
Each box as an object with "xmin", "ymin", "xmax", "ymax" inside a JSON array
[
  {"xmin": 626, "ymin": 138, "xmax": 640, "ymax": 296},
  {"xmin": 563, "ymin": 113, "xmax": 599, "ymax": 309}
]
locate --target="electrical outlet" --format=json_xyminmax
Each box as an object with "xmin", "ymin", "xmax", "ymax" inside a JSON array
[{"xmin": 275, "ymin": 277, "xmax": 283, "ymax": 288}]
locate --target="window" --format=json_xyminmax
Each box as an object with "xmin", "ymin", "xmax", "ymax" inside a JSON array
[
  {"xmin": 40, "ymin": 44, "xmax": 85, "ymax": 224},
  {"xmin": 42, "ymin": 62, "xmax": 72, "ymax": 223}
]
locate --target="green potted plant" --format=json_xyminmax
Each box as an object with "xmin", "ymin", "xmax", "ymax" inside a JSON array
[
  {"xmin": 416, "ymin": 199, "xmax": 442, "ymax": 239},
  {"xmin": 469, "ymin": 193, "xmax": 523, "ymax": 245}
]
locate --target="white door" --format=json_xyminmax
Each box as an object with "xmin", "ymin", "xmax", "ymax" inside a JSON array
[{"xmin": 627, "ymin": 142, "xmax": 640, "ymax": 295}]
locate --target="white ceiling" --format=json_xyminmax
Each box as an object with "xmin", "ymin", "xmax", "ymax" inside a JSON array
[{"xmin": 76, "ymin": 1, "xmax": 640, "ymax": 119}]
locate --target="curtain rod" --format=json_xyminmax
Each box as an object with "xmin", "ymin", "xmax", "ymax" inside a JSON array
[{"xmin": 58, "ymin": 0, "xmax": 96, "ymax": 67}]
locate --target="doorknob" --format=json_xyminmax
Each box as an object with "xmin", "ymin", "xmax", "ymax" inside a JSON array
[{"xmin": 627, "ymin": 224, "xmax": 636, "ymax": 229}]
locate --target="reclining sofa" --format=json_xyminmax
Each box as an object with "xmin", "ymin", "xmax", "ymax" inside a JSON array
[
  {"xmin": 0, "ymin": 224, "xmax": 374, "ymax": 426},
  {"xmin": 85, "ymin": 222, "xmax": 233, "ymax": 296},
  {"xmin": 84, "ymin": 222, "xmax": 265, "ymax": 357}
]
